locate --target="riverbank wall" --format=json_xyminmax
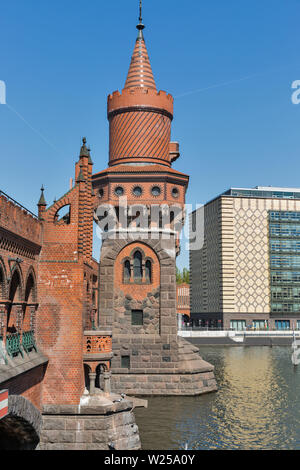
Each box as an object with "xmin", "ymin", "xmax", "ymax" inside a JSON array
[{"xmin": 186, "ymin": 337, "xmax": 294, "ymax": 347}]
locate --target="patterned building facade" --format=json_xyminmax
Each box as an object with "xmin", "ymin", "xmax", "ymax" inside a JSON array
[{"xmin": 190, "ymin": 187, "xmax": 300, "ymax": 330}]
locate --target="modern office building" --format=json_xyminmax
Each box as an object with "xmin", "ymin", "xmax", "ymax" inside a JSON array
[{"xmin": 189, "ymin": 187, "xmax": 300, "ymax": 330}]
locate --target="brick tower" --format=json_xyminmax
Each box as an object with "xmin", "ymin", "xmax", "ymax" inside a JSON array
[{"xmin": 92, "ymin": 6, "xmax": 217, "ymax": 395}]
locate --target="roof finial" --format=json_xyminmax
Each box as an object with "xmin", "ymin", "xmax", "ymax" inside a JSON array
[
  {"xmin": 136, "ymin": 0, "xmax": 145, "ymax": 39},
  {"xmin": 80, "ymin": 137, "xmax": 89, "ymax": 158},
  {"xmin": 38, "ymin": 185, "xmax": 47, "ymax": 206},
  {"xmin": 139, "ymin": 0, "xmax": 142, "ymax": 23}
]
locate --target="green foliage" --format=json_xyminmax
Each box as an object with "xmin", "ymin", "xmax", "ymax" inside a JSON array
[
  {"xmin": 176, "ymin": 267, "xmax": 183, "ymax": 284},
  {"xmin": 176, "ymin": 267, "xmax": 189, "ymax": 284}
]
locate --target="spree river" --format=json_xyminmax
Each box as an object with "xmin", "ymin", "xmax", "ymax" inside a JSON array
[{"xmin": 134, "ymin": 346, "xmax": 300, "ymax": 450}]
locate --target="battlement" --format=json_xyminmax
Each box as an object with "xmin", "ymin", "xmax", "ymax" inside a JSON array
[
  {"xmin": 107, "ymin": 87, "xmax": 174, "ymax": 118},
  {"xmin": 0, "ymin": 191, "xmax": 41, "ymax": 245}
]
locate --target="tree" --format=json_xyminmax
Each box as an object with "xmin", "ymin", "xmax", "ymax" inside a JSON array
[
  {"xmin": 176, "ymin": 267, "xmax": 189, "ymax": 284},
  {"xmin": 176, "ymin": 267, "xmax": 183, "ymax": 284},
  {"xmin": 182, "ymin": 268, "xmax": 190, "ymax": 284}
]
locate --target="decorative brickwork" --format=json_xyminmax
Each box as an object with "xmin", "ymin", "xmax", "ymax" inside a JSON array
[{"xmin": 84, "ymin": 335, "xmax": 112, "ymax": 355}]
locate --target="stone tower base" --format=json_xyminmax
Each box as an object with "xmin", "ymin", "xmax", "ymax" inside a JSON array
[
  {"xmin": 39, "ymin": 395, "xmax": 141, "ymax": 450},
  {"xmin": 111, "ymin": 338, "xmax": 217, "ymax": 396}
]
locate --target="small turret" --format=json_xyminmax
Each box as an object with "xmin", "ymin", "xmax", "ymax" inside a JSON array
[
  {"xmin": 76, "ymin": 164, "xmax": 86, "ymax": 183},
  {"xmin": 37, "ymin": 185, "xmax": 47, "ymax": 220}
]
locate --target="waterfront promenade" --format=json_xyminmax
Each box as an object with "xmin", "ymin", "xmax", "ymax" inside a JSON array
[{"xmin": 179, "ymin": 327, "xmax": 300, "ymax": 346}]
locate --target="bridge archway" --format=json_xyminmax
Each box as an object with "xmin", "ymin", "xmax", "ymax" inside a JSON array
[{"xmin": 0, "ymin": 395, "xmax": 42, "ymax": 450}]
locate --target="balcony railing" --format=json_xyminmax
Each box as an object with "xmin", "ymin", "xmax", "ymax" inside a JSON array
[
  {"xmin": 5, "ymin": 331, "xmax": 37, "ymax": 358},
  {"xmin": 83, "ymin": 331, "xmax": 113, "ymax": 360},
  {"xmin": 22, "ymin": 330, "xmax": 37, "ymax": 354},
  {"xmin": 6, "ymin": 333, "xmax": 23, "ymax": 358}
]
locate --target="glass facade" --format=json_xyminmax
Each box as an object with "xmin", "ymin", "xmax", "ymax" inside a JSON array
[
  {"xmin": 275, "ymin": 320, "xmax": 290, "ymax": 330},
  {"xmin": 224, "ymin": 189, "xmax": 300, "ymax": 199},
  {"xmin": 230, "ymin": 320, "xmax": 246, "ymax": 331},
  {"xmin": 269, "ymin": 211, "xmax": 300, "ymax": 314}
]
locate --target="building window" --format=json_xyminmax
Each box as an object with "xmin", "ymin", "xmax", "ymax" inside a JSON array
[
  {"xmin": 133, "ymin": 251, "xmax": 143, "ymax": 281},
  {"xmin": 151, "ymin": 186, "xmax": 161, "ymax": 197},
  {"xmin": 121, "ymin": 355, "xmax": 130, "ymax": 368},
  {"xmin": 253, "ymin": 320, "xmax": 268, "ymax": 330},
  {"xmin": 122, "ymin": 250, "xmax": 154, "ymax": 285},
  {"xmin": 133, "ymin": 186, "xmax": 143, "ymax": 197},
  {"xmin": 230, "ymin": 320, "xmax": 246, "ymax": 331},
  {"xmin": 172, "ymin": 187, "xmax": 179, "ymax": 198},
  {"xmin": 124, "ymin": 260, "xmax": 131, "ymax": 282},
  {"xmin": 131, "ymin": 310, "xmax": 143, "ymax": 326},
  {"xmin": 145, "ymin": 260, "xmax": 152, "ymax": 283},
  {"xmin": 115, "ymin": 186, "xmax": 124, "ymax": 197},
  {"xmin": 275, "ymin": 320, "xmax": 290, "ymax": 330}
]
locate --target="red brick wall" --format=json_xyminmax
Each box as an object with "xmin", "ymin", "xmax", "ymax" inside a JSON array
[
  {"xmin": 36, "ymin": 161, "xmax": 97, "ymax": 405},
  {"xmin": 1, "ymin": 365, "xmax": 46, "ymax": 411}
]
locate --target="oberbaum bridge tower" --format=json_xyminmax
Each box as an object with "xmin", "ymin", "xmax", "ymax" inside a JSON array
[{"xmin": 92, "ymin": 7, "xmax": 217, "ymax": 396}]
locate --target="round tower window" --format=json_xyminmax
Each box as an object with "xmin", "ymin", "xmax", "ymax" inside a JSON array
[
  {"xmin": 115, "ymin": 186, "xmax": 124, "ymax": 197},
  {"xmin": 151, "ymin": 186, "xmax": 161, "ymax": 197},
  {"xmin": 133, "ymin": 186, "xmax": 143, "ymax": 197},
  {"xmin": 172, "ymin": 187, "xmax": 179, "ymax": 198},
  {"xmin": 99, "ymin": 189, "xmax": 104, "ymax": 198}
]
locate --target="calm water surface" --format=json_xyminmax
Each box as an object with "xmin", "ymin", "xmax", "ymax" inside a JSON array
[{"xmin": 134, "ymin": 346, "xmax": 300, "ymax": 450}]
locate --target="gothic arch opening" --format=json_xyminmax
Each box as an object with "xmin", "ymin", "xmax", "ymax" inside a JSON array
[
  {"xmin": 0, "ymin": 262, "xmax": 6, "ymax": 300},
  {"xmin": 0, "ymin": 396, "xmax": 41, "ymax": 450},
  {"xmin": 25, "ymin": 272, "xmax": 36, "ymax": 304},
  {"xmin": 7, "ymin": 268, "xmax": 23, "ymax": 333},
  {"xmin": 54, "ymin": 204, "xmax": 71, "ymax": 224},
  {"xmin": 145, "ymin": 259, "xmax": 152, "ymax": 283},
  {"xmin": 0, "ymin": 415, "xmax": 40, "ymax": 450},
  {"xmin": 124, "ymin": 259, "xmax": 131, "ymax": 283},
  {"xmin": 9, "ymin": 268, "xmax": 22, "ymax": 303},
  {"xmin": 133, "ymin": 250, "xmax": 142, "ymax": 281},
  {"xmin": 24, "ymin": 271, "xmax": 37, "ymax": 332}
]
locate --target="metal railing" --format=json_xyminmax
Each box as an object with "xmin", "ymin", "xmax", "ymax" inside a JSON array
[
  {"xmin": 6, "ymin": 333, "xmax": 23, "ymax": 358},
  {"xmin": 5, "ymin": 331, "xmax": 37, "ymax": 358},
  {"xmin": 0, "ymin": 190, "xmax": 38, "ymax": 219},
  {"xmin": 180, "ymin": 325, "xmax": 300, "ymax": 331},
  {"xmin": 22, "ymin": 330, "xmax": 37, "ymax": 353}
]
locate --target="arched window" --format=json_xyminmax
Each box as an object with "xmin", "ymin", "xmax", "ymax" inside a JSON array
[
  {"xmin": 7, "ymin": 269, "xmax": 22, "ymax": 334},
  {"xmin": 0, "ymin": 266, "xmax": 5, "ymax": 300},
  {"xmin": 133, "ymin": 251, "xmax": 142, "ymax": 281},
  {"xmin": 9, "ymin": 269, "xmax": 22, "ymax": 303},
  {"xmin": 124, "ymin": 260, "xmax": 131, "ymax": 282},
  {"xmin": 24, "ymin": 272, "xmax": 36, "ymax": 332},
  {"xmin": 25, "ymin": 273, "xmax": 36, "ymax": 303},
  {"xmin": 145, "ymin": 260, "xmax": 152, "ymax": 283},
  {"xmin": 54, "ymin": 205, "xmax": 71, "ymax": 224}
]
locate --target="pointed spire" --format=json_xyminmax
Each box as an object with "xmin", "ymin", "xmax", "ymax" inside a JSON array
[
  {"xmin": 137, "ymin": 0, "xmax": 144, "ymax": 39},
  {"xmin": 38, "ymin": 185, "xmax": 47, "ymax": 206},
  {"xmin": 80, "ymin": 137, "xmax": 89, "ymax": 158},
  {"xmin": 87, "ymin": 147, "xmax": 93, "ymax": 165},
  {"xmin": 124, "ymin": 1, "xmax": 156, "ymax": 90},
  {"xmin": 76, "ymin": 164, "xmax": 86, "ymax": 183}
]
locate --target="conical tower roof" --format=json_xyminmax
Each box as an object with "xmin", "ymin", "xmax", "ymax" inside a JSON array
[{"xmin": 124, "ymin": 6, "xmax": 156, "ymax": 90}]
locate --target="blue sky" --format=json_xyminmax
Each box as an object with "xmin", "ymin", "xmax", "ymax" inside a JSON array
[{"xmin": 1, "ymin": 0, "xmax": 300, "ymax": 269}]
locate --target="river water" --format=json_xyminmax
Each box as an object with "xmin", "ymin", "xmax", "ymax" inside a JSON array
[{"xmin": 134, "ymin": 346, "xmax": 300, "ymax": 450}]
